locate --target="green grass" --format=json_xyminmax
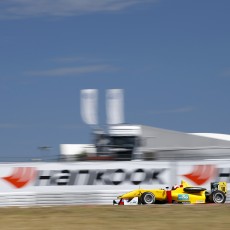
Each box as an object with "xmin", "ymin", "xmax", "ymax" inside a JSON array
[{"xmin": 0, "ymin": 205, "xmax": 230, "ymax": 230}]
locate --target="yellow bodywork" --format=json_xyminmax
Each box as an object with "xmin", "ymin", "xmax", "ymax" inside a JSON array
[
  {"xmin": 119, "ymin": 188, "xmax": 167, "ymax": 201},
  {"xmin": 118, "ymin": 180, "xmax": 207, "ymax": 204}
]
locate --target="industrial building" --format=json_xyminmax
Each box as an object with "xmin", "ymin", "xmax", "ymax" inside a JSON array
[{"xmin": 60, "ymin": 124, "xmax": 230, "ymax": 161}]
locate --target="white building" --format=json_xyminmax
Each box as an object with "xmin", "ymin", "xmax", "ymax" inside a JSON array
[{"xmin": 60, "ymin": 124, "xmax": 230, "ymax": 161}]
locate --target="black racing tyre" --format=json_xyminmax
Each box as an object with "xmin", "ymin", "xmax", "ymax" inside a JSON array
[
  {"xmin": 138, "ymin": 197, "xmax": 142, "ymax": 205},
  {"xmin": 141, "ymin": 192, "xmax": 155, "ymax": 205},
  {"xmin": 183, "ymin": 187, "xmax": 206, "ymax": 193},
  {"xmin": 205, "ymin": 191, "xmax": 211, "ymax": 203},
  {"xmin": 210, "ymin": 190, "xmax": 226, "ymax": 204}
]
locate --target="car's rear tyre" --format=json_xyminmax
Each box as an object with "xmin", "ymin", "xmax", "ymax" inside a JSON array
[
  {"xmin": 141, "ymin": 192, "xmax": 155, "ymax": 204},
  {"xmin": 205, "ymin": 191, "xmax": 211, "ymax": 203},
  {"xmin": 210, "ymin": 190, "xmax": 226, "ymax": 204}
]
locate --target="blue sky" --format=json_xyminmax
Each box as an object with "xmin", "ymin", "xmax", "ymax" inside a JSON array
[{"xmin": 1, "ymin": 0, "xmax": 230, "ymax": 161}]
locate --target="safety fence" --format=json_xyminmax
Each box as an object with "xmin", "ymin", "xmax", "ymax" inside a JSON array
[
  {"xmin": 0, "ymin": 190, "xmax": 229, "ymax": 207},
  {"xmin": 0, "ymin": 190, "xmax": 126, "ymax": 207}
]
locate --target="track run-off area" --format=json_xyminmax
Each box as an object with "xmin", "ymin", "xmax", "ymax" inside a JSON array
[{"xmin": 0, "ymin": 204, "xmax": 230, "ymax": 230}]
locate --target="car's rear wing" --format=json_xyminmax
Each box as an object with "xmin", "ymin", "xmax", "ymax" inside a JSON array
[{"xmin": 211, "ymin": 182, "xmax": 227, "ymax": 194}]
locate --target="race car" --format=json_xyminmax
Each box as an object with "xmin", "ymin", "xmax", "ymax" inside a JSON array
[{"xmin": 113, "ymin": 180, "xmax": 227, "ymax": 205}]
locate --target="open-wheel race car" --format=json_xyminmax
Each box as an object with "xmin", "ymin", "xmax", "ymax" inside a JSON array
[{"xmin": 113, "ymin": 180, "xmax": 227, "ymax": 205}]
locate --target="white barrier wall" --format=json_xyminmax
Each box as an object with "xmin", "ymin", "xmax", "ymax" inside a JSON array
[
  {"xmin": 0, "ymin": 162, "xmax": 171, "ymax": 192},
  {"xmin": 0, "ymin": 160, "xmax": 229, "ymax": 206}
]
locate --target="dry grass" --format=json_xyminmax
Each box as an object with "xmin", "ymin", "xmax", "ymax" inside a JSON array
[{"xmin": 0, "ymin": 205, "xmax": 230, "ymax": 230}]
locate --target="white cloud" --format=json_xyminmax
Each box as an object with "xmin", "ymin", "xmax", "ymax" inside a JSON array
[
  {"xmin": 0, "ymin": 0, "xmax": 157, "ymax": 18},
  {"xmin": 50, "ymin": 57, "xmax": 88, "ymax": 63},
  {"xmin": 50, "ymin": 56, "xmax": 105, "ymax": 64},
  {"xmin": 26, "ymin": 64, "xmax": 118, "ymax": 77}
]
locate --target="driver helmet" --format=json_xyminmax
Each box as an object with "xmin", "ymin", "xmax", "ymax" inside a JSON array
[{"xmin": 172, "ymin": 184, "xmax": 180, "ymax": 190}]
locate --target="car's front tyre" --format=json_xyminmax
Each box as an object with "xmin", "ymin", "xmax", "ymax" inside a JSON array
[{"xmin": 141, "ymin": 192, "xmax": 155, "ymax": 204}]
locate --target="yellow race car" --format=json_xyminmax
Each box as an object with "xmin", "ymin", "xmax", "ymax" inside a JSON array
[{"xmin": 113, "ymin": 180, "xmax": 227, "ymax": 205}]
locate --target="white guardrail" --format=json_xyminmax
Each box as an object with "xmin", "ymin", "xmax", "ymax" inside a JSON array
[
  {"xmin": 0, "ymin": 190, "xmax": 229, "ymax": 207},
  {"xmin": 0, "ymin": 190, "xmax": 126, "ymax": 206}
]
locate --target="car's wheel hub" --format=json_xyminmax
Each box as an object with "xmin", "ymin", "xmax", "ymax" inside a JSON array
[
  {"xmin": 214, "ymin": 193, "xmax": 224, "ymax": 203},
  {"xmin": 144, "ymin": 194, "xmax": 153, "ymax": 203}
]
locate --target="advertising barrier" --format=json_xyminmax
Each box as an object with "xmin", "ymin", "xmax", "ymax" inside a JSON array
[{"xmin": 0, "ymin": 160, "xmax": 229, "ymax": 206}]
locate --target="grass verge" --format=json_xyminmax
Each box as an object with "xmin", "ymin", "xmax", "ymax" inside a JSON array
[{"xmin": 0, "ymin": 205, "xmax": 230, "ymax": 230}]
